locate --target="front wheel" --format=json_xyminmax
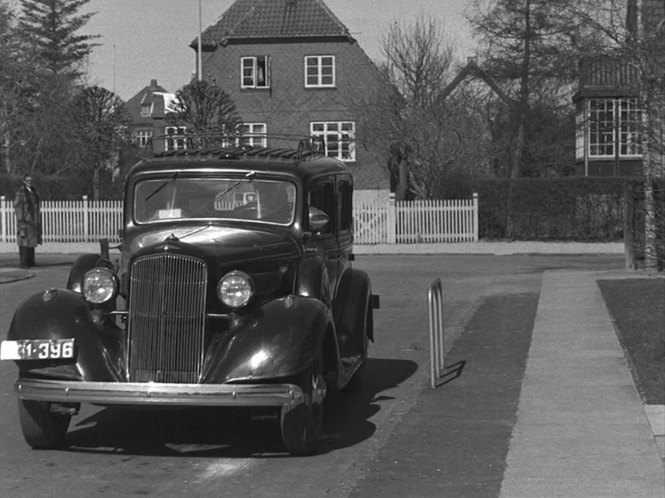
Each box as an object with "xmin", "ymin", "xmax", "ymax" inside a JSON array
[
  {"xmin": 280, "ymin": 349, "xmax": 326, "ymax": 455},
  {"xmin": 18, "ymin": 399, "xmax": 71, "ymax": 449}
]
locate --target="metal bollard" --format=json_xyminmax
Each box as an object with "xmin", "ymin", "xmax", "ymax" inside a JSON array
[{"xmin": 428, "ymin": 278, "xmax": 444, "ymax": 388}]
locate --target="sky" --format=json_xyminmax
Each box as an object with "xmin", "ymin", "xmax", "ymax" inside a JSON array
[{"xmin": 76, "ymin": 0, "xmax": 476, "ymax": 101}]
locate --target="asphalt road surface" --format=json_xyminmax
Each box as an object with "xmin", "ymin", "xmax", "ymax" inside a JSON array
[{"xmin": 0, "ymin": 253, "xmax": 623, "ymax": 498}]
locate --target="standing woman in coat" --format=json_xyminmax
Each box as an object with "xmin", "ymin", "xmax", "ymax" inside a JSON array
[{"xmin": 14, "ymin": 174, "xmax": 42, "ymax": 268}]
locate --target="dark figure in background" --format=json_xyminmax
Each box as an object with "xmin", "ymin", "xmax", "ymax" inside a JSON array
[{"xmin": 14, "ymin": 175, "xmax": 42, "ymax": 268}]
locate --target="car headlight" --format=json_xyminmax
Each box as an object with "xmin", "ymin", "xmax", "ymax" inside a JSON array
[
  {"xmin": 217, "ymin": 271, "xmax": 254, "ymax": 309},
  {"xmin": 82, "ymin": 267, "xmax": 118, "ymax": 305}
]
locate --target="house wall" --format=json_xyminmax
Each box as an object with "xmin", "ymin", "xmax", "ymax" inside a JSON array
[{"xmin": 202, "ymin": 39, "xmax": 390, "ymax": 192}]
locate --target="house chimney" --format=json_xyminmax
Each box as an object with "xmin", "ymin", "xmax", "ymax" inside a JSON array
[{"xmin": 151, "ymin": 79, "xmax": 158, "ymax": 88}]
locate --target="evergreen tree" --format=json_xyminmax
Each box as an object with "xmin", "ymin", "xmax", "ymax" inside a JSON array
[{"xmin": 18, "ymin": 0, "xmax": 99, "ymax": 77}]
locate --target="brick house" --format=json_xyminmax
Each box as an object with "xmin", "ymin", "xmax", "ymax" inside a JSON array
[
  {"xmin": 125, "ymin": 79, "xmax": 181, "ymax": 154},
  {"xmin": 192, "ymin": 0, "xmax": 390, "ymax": 198},
  {"xmin": 573, "ymin": 0, "xmax": 664, "ymax": 177}
]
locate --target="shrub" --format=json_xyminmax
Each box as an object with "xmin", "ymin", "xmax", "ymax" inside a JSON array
[{"xmin": 475, "ymin": 177, "xmax": 631, "ymax": 241}]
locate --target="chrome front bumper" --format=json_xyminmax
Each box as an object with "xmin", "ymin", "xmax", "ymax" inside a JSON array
[{"xmin": 15, "ymin": 378, "xmax": 304, "ymax": 408}]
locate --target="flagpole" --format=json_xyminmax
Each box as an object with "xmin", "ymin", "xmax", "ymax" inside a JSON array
[{"xmin": 198, "ymin": 0, "xmax": 203, "ymax": 81}]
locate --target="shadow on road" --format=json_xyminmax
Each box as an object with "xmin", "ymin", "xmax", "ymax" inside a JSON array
[{"xmin": 62, "ymin": 357, "xmax": 418, "ymax": 457}]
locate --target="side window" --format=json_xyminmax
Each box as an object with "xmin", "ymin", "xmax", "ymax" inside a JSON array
[
  {"xmin": 241, "ymin": 56, "xmax": 271, "ymax": 89},
  {"xmin": 305, "ymin": 56, "xmax": 335, "ymax": 88},
  {"xmin": 308, "ymin": 182, "xmax": 335, "ymax": 234},
  {"xmin": 338, "ymin": 178, "xmax": 353, "ymax": 232}
]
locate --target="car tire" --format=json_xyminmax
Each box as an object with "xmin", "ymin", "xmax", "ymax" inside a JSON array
[
  {"xmin": 280, "ymin": 349, "xmax": 326, "ymax": 455},
  {"xmin": 18, "ymin": 399, "xmax": 70, "ymax": 449}
]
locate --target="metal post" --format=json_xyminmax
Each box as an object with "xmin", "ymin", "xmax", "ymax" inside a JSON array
[
  {"xmin": 428, "ymin": 278, "xmax": 444, "ymax": 388},
  {"xmin": 1, "ymin": 196, "xmax": 6, "ymax": 243},
  {"xmin": 387, "ymin": 192, "xmax": 396, "ymax": 244},
  {"xmin": 472, "ymin": 192, "xmax": 479, "ymax": 242},
  {"xmin": 83, "ymin": 195, "xmax": 89, "ymax": 242},
  {"xmin": 198, "ymin": 0, "xmax": 203, "ymax": 81}
]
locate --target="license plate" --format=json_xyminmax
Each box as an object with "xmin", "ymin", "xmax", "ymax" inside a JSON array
[{"xmin": 0, "ymin": 339, "xmax": 75, "ymax": 361}]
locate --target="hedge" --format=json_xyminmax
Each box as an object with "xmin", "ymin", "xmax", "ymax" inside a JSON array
[{"xmin": 475, "ymin": 177, "xmax": 634, "ymax": 241}]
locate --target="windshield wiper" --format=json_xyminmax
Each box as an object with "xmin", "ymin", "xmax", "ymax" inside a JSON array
[
  {"xmin": 145, "ymin": 172, "xmax": 178, "ymax": 202},
  {"xmin": 215, "ymin": 171, "xmax": 256, "ymax": 201}
]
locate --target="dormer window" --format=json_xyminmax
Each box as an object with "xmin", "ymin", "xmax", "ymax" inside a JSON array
[
  {"xmin": 140, "ymin": 103, "xmax": 151, "ymax": 118},
  {"xmin": 241, "ymin": 56, "xmax": 271, "ymax": 89},
  {"xmin": 305, "ymin": 56, "xmax": 335, "ymax": 88}
]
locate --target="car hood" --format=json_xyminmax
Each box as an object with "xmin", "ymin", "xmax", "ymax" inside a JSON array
[{"xmin": 121, "ymin": 225, "xmax": 300, "ymax": 266}]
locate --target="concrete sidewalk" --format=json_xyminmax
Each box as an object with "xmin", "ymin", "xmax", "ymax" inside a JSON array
[{"xmin": 500, "ymin": 271, "xmax": 665, "ymax": 498}]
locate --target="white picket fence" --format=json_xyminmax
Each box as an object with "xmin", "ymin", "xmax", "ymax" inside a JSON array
[
  {"xmin": 1, "ymin": 196, "xmax": 124, "ymax": 243},
  {"xmin": 354, "ymin": 194, "xmax": 478, "ymax": 244},
  {"xmin": 1, "ymin": 194, "xmax": 478, "ymax": 245}
]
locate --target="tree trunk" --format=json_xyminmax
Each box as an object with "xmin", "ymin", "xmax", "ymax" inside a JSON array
[
  {"xmin": 396, "ymin": 157, "xmax": 408, "ymax": 201},
  {"xmin": 93, "ymin": 165, "xmax": 101, "ymax": 201},
  {"xmin": 510, "ymin": 0, "xmax": 532, "ymax": 179}
]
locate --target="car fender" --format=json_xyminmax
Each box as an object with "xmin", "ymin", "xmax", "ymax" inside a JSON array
[
  {"xmin": 7, "ymin": 289, "xmax": 124, "ymax": 382},
  {"xmin": 202, "ymin": 295, "xmax": 338, "ymax": 383},
  {"xmin": 294, "ymin": 256, "xmax": 330, "ymax": 303},
  {"xmin": 333, "ymin": 268, "xmax": 373, "ymax": 352}
]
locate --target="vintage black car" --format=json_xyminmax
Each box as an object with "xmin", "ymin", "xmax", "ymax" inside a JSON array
[{"xmin": 1, "ymin": 138, "xmax": 379, "ymax": 455}]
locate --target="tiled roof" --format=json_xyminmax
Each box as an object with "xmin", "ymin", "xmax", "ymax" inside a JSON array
[{"xmin": 196, "ymin": 0, "xmax": 352, "ymax": 47}]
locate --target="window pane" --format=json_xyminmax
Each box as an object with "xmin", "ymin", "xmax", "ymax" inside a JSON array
[{"xmin": 588, "ymin": 99, "xmax": 614, "ymax": 157}]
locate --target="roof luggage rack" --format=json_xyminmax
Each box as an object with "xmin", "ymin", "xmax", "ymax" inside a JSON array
[{"xmin": 145, "ymin": 133, "xmax": 326, "ymax": 161}]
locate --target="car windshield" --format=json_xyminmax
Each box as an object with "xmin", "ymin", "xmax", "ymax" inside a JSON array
[{"xmin": 134, "ymin": 176, "xmax": 296, "ymax": 225}]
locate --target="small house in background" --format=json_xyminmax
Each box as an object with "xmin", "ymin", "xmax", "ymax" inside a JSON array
[
  {"xmin": 191, "ymin": 0, "xmax": 390, "ymax": 199},
  {"xmin": 125, "ymin": 79, "xmax": 180, "ymax": 154},
  {"xmin": 573, "ymin": 0, "xmax": 664, "ymax": 178},
  {"xmin": 573, "ymin": 57, "xmax": 642, "ymax": 177}
]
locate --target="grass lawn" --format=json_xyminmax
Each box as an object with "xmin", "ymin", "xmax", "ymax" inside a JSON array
[{"xmin": 598, "ymin": 278, "xmax": 665, "ymax": 405}]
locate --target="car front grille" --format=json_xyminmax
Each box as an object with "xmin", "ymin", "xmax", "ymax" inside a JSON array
[{"xmin": 127, "ymin": 254, "xmax": 207, "ymax": 383}]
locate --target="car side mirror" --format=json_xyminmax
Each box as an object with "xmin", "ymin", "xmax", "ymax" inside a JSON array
[{"xmin": 308, "ymin": 207, "xmax": 329, "ymax": 233}]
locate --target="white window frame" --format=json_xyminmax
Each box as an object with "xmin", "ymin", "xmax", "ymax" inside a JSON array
[
  {"xmin": 618, "ymin": 98, "xmax": 642, "ymax": 157},
  {"xmin": 305, "ymin": 56, "xmax": 335, "ymax": 88},
  {"xmin": 588, "ymin": 99, "xmax": 615, "ymax": 158},
  {"xmin": 164, "ymin": 126, "xmax": 187, "ymax": 151},
  {"xmin": 588, "ymin": 98, "xmax": 642, "ymax": 159},
  {"xmin": 241, "ymin": 56, "xmax": 271, "ymax": 89},
  {"xmin": 134, "ymin": 129, "xmax": 153, "ymax": 148},
  {"xmin": 237, "ymin": 123, "xmax": 267, "ymax": 147},
  {"xmin": 310, "ymin": 121, "xmax": 355, "ymax": 162}
]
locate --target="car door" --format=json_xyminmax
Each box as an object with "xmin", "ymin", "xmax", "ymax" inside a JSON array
[{"xmin": 307, "ymin": 179, "xmax": 340, "ymax": 300}]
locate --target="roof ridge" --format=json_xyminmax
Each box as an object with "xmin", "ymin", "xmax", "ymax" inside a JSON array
[{"xmin": 196, "ymin": 0, "xmax": 353, "ymax": 47}]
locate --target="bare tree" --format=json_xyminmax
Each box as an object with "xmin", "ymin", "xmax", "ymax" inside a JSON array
[
  {"xmin": 469, "ymin": 0, "xmax": 604, "ymax": 178},
  {"xmin": 168, "ymin": 80, "xmax": 241, "ymax": 144},
  {"xmin": 70, "ymin": 85, "xmax": 128, "ymax": 199},
  {"xmin": 369, "ymin": 14, "xmax": 483, "ymax": 200}
]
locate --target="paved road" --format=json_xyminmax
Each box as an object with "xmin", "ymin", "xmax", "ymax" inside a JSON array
[{"xmin": 2, "ymin": 252, "xmax": 662, "ymax": 497}]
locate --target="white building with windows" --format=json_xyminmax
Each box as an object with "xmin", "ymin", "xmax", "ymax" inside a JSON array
[
  {"xmin": 125, "ymin": 79, "xmax": 187, "ymax": 154},
  {"xmin": 574, "ymin": 57, "xmax": 644, "ymax": 177}
]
